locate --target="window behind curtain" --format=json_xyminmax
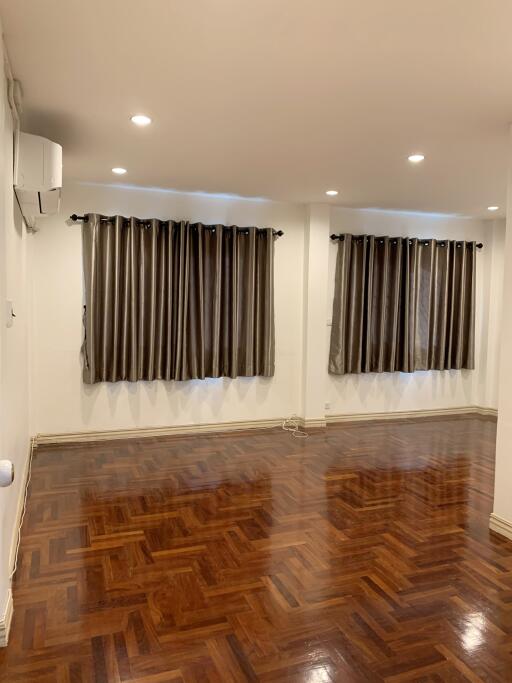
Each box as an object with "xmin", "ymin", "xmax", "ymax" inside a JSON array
[
  {"xmin": 328, "ymin": 234, "xmax": 476, "ymax": 375},
  {"xmin": 82, "ymin": 214, "xmax": 275, "ymax": 383}
]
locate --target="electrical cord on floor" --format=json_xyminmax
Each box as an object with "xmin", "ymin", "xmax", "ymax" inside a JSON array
[
  {"xmin": 282, "ymin": 414, "xmax": 309, "ymax": 438},
  {"xmin": 9, "ymin": 437, "xmax": 35, "ymax": 581}
]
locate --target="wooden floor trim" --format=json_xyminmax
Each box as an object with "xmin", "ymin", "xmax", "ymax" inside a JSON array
[
  {"xmin": 0, "ymin": 439, "xmax": 34, "ymax": 648},
  {"xmin": 36, "ymin": 417, "xmax": 287, "ymax": 445},
  {"xmin": 489, "ymin": 512, "xmax": 512, "ymax": 541},
  {"xmin": 326, "ymin": 405, "xmax": 497, "ymax": 424},
  {"xmin": 34, "ymin": 406, "xmax": 496, "ymax": 445},
  {"xmin": 9, "ymin": 439, "xmax": 35, "ymax": 571}
]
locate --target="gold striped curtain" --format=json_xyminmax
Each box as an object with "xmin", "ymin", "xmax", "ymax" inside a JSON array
[
  {"xmin": 82, "ymin": 214, "xmax": 275, "ymax": 383},
  {"xmin": 329, "ymin": 234, "xmax": 476, "ymax": 374}
]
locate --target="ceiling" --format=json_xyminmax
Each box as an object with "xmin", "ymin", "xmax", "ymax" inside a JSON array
[{"xmin": 1, "ymin": 0, "xmax": 511, "ymax": 217}]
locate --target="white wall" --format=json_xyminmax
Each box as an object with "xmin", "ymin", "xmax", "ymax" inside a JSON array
[
  {"xmin": 326, "ymin": 207, "xmax": 502, "ymax": 416},
  {"xmin": 480, "ymin": 219, "xmax": 505, "ymax": 409},
  {"xmin": 30, "ymin": 184, "xmax": 505, "ymax": 438},
  {"xmin": 301, "ymin": 204, "xmax": 330, "ymax": 422},
  {"xmin": 0, "ymin": 36, "xmax": 33, "ymax": 621},
  {"xmin": 32, "ymin": 182, "xmax": 306, "ymax": 435},
  {"xmin": 493, "ymin": 127, "xmax": 512, "ymax": 529}
]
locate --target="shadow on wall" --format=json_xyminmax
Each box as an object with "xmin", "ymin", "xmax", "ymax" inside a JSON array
[
  {"xmin": 328, "ymin": 368, "xmax": 475, "ymax": 414},
  {"xmin": 81, "ymin": 375, "xmax": 274, "ymax": 429},
  {"xmin": 13, "ymin": 197, "xmax": 24, "ymax": 238}
]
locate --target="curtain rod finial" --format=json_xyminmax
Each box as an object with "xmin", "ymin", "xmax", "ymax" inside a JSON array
[{"xmin": 70, "ymin": 214, "xmax": 88, "ymax": 223}]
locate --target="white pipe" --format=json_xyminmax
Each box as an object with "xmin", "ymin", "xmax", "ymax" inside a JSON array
[
  {"xmin": 3, "ymin": 43, "xmax": 22, "ymax": 178},
  {"xmin": 3, "ymin": 44, "xmax": 21, "ymax": 124}
]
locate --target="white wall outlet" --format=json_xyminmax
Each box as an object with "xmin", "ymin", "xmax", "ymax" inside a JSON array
[
  {"xmin": 5, "ymin": 300, "xmax": 15, "ymax": 328},
  {"xmin": 325, "ymin": 402, "xmax": 331, "ymax": 411}
]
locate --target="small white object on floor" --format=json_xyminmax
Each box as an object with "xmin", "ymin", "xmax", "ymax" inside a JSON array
[{"xmin": 0, "ymin": 460, "xmax": 14, "ymax": 487}]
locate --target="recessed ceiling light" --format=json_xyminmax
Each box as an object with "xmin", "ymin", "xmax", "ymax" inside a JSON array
[
  {"xmin": 326, "ymin": 190, "xmax": 338, "ymax": 196},
  {"xmin": 112, "ymin": 167, "xmax": 127, "ymax": 175},
  {"xmin": 487, "ymin": 206, "xmax": 499, "ymax": 211},
  {"xmin": 130, "ymin": 114, "xmax": 152, "ymax": 126},
  {"xmin": 408, "ymin": 154, "xmax": 425, "ymax": 163}
]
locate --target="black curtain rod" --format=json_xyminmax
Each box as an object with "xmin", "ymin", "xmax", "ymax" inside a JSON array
[
  {"xmin": 330, "ymin": 233, "xmax": 483, "ymax": 249},
  {"xmin": 70, "ymin": 214, "xmax": 284, "ymax": 238}
]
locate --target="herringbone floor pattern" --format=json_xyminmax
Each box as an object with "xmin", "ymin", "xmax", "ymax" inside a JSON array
[{"xmin": 1, "ymin": 416, "xmax": 511, "ymax": 682}]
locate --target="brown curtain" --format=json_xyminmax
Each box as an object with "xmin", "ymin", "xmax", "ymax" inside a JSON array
[
  {"xmin": 329, "ymin": 234, "xmax": 476, "ymax": 374},
  {"xmin": 82, "ymin": 214, "xmax": 275, "ymax": 383}
]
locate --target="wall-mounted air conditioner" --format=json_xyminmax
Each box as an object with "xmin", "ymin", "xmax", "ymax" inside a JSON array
[{"xmin": 14, "ymin": 132, "xmax": 62, "ymax": 231}]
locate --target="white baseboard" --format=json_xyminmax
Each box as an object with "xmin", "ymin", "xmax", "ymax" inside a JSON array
[
  {"xmin": 489, "ymin": 513, "xmax": 512, "ymax": 541},
  {"xmin": 326, "ymin": 405, "xmax": 497, "ymax": 424},
  {"xmin": 0, "ymin": 590, "xmax": 13, "ymax": 647},
  {"xmin": 9, "ymin": 438, "xmax": 35, "ymax": 571},
  {"xmin": 301, "ymin": 417, "xmax": 327, "ymax": 428},
  {"xmin": 36, "ymin": 417, "xmax": 289, "ymax": 445},
  {"xmin": 35, "ymin": 407, "xmax": 493, "ymax": 446},
  {"xmin": 475, "ymin": 406, "xmax": 498, "ymax": 418},
  {"xmin": 0, "ymin": 438, "xmax": 35, "ymax": 648}
]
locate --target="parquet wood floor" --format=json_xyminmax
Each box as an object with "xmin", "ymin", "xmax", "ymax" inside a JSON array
[{"xmin": 1, "ymin": 415, "xmax": 511, "ymax": 682}]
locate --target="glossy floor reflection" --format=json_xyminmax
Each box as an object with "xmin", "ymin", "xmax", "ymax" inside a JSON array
[{"xmin": 1, "ymin": 415, "xmax": 510, "ymax": 681}]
